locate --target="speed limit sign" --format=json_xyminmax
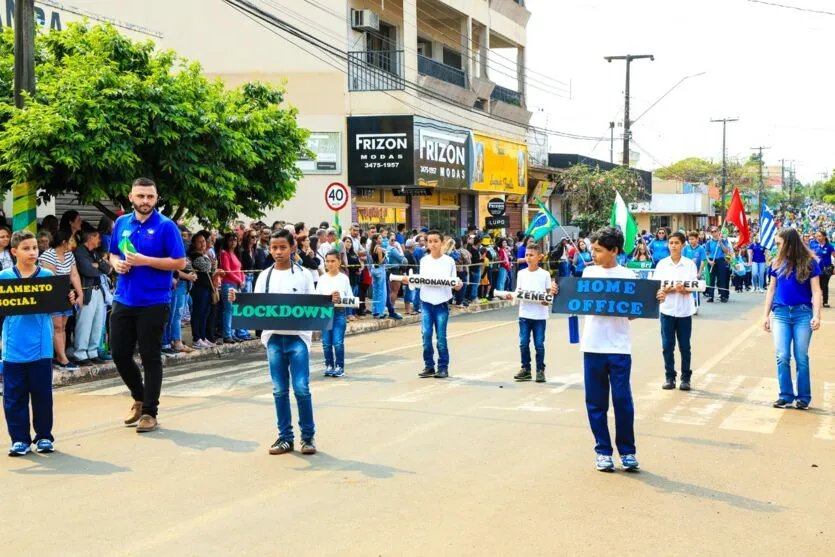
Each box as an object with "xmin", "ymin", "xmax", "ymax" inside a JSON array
[{"xmin": 324, "ymin": 182, "xmax": 349, "ymax": 211}]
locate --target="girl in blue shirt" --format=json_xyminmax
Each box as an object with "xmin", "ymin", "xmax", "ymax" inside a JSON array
[
  {"xmin": 761, "ymin": 228, "xmax": 822, "ymax": 410},
  {"xmin": 747, "ymin": 235, "xmax": 768, "ymax": 292},
  {"xmin": 809, "ymin": 230, "xmax": 833, "ymax": 307},
  {"xmin": 572, "ymin": 239, "xmax": 593, "ymax": 277},
  {"xmin": 648, "ymin": 229, "xmax": 670, "ymax": 267}
]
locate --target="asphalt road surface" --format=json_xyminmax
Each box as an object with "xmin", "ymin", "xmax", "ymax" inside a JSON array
[{"xmin": 3, "ymin": 291, "xmax": 834, "ymax": 556}]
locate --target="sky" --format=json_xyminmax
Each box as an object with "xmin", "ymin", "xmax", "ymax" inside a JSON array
[{"xmin": 503, "ymin": 0, "xmax": 834, "ymax": 183}]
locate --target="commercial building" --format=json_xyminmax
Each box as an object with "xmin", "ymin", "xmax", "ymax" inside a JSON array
[
  {"xmin": 7, "ymin": 0, "xmax": 533, "ymax": 235},
  {"xmin": 630, "ymin": 178, "xmax": 715, "ymax": 233}
]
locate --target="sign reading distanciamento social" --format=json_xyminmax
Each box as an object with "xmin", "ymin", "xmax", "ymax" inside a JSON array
[
  {"xmin": 551, "ymin": 277, "xmax": 660, "ymax": 319},
  {"xmin": 231, "ymin": 294, "xmax": 335, "ymax": 331},
  {"xmin": 0, "ymin": 275, "xmax": 71, "ymax": 316}
]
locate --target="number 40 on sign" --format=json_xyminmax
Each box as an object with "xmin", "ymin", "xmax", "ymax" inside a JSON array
[{"xmin": 325, "ymin": 182, "xmax": 349, "ymax": 211}]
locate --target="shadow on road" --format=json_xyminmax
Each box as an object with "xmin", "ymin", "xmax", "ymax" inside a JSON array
[
  {"xmin": 290, "ymin": 451, "xmax": 416, "ymax": 479},
  {"xmin": 9, "ymin": 452, "xmax": 131, "ymax": 476},
  {"xmin": 142, "ymin": 428, "xmax": 260, "ymax": 453},
  {"xmin": 623, "ymin": 471, "xmax": 785, "ymax": 513}
]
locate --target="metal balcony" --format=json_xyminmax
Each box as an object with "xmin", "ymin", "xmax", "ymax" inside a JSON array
[
  {"xmin": 348, "ymin": 50, "xmax": 405, "ymax": 92},
  {"xmin": 417, "ymin": 54, "xmax": 467, "ymax": 88},
  {"xmin": 491, "ymin": 84, "xmax": 522, "ymax": 107}
]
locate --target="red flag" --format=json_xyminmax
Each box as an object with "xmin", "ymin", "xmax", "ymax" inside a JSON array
[{"xmin": 726, "ymin": 188, "xmax": 750, "ymax": 247}]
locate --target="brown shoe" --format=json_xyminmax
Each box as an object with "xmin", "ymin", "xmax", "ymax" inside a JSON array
[
  {"xmin": 173, "ymin": 341, "xmax": 194, "ymax": 354},
  {"xmin": 124, "ymin": 400, "xmax": 143, "ymax": 425},
  {"xmin": 135, "ymin": 414, "xmax": 158, "ymax": 433}
]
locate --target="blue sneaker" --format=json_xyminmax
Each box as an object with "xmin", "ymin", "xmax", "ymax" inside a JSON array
[
  {"xmin": 36, "ymin": 439, "xmax": 54, "ymax": 454},
  {"xmin": 389, "ymin": 313, "xmax": 403, "ymax": 321},
  {"xmin": 324, "ymin": 366, "xmax": 335, "ymax": 377},
  {"xmin": 595, "ymin": 454, "xmax": 615, "ymax": 472},
  {"xmin": 332, "ymin": 367, "xmax": 345, "ymax": 377},
  {"xmin": 8, "ymin": 442, "xmax": 30, "ymax": 457},
  {"xmin": 621, "ymin": 454, "xmax": 640, "ymax": 471}
]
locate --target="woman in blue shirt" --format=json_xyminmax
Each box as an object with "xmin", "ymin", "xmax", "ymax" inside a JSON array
[
  {"xmin": 809, "ymin": 230, "xmax": 833, "ymax": 308},
  {"xmin": 648, "ymin": 229, "xmax": 670, "ymax": 267},
  {"xmin": 747, "ymin": 235, "xmax": 768, "ymax": 292},
  {"xmin": 761, "ymin": 228, "xmax": 822, "ymax": 410},
  {"xmin": 572, "ymin": 239, "xmax": 593, "ymax": 277}
]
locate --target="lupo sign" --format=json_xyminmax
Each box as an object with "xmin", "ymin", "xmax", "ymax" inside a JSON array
[
  {"xmin": 231, "ymin": 294, "xmax": 335, "ymax": 331},
  {"xmin": 551, "ymin": 277, "xmax": 660, "ymax": 319}
]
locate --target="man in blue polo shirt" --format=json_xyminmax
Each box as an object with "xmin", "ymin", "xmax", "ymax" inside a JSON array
[
  {"xmin": 705, "ymin": 226, "xmax": 732, "ymax": 303},
  {"xmin": 110, "ymin": 178, "xmax": 186, "ymax": 433}
]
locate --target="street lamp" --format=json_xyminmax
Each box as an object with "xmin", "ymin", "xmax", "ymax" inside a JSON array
[{"xmin": 631, "ymin": 71, "xmax": 707, "ymax": 126}]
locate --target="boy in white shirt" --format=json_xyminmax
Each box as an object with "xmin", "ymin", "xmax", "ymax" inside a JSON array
[
  {"xmin": 572, "ymin": 226, "xmax": 639, "ymax": 473},
  {"xmin": 654, "ymin": 231, "xmax": 698, "ymax": 391},
  {"xmin": 403, "ymin": 230, "xmax": 462, "ymax": 379},
  {"xmin": 229, "ymin": 229, "xmax": 317, "ymax": 456},
  {"xmin": 506, "ymin": 245, "xmax": 557, "ymax": 383},
  {"xmin": 316, "ymin": 250, "xmax": 353, "ymax": 377}
]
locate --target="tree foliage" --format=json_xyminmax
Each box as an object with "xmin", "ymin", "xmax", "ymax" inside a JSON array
[
  {"xmin": 559, "ymin": 165, "xmax": 644, "ymax": 235},
  {"xmin": 0, "ymin": 22, "xmax": 310, "ymax": 225},
  {"xmin": 654, "ymin": 156, "xmax": 761, "ymax": 194}
]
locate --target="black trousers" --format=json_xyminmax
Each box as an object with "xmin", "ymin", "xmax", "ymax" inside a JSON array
[
  {"xmin": 821, "ymin": 270, "xmax": 831, "ymax": 305},
  {"xmin": 110, "ymin": 302, "xmax": 169, "ymax": 417}
]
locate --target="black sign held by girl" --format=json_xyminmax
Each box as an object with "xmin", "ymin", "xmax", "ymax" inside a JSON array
[{"xmin": 551, "ymin": 277, "xmax": 660, "ymax": 319}]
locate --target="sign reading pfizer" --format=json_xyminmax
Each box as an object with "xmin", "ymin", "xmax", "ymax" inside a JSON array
[{"xmin": 551, "ymin": 277, "xmax": 660, "ymax": 319}]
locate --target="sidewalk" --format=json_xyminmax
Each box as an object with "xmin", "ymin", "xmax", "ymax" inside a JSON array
[{"xmin": 51, "ymin": 299, "xmax": 512, "ymax": 387}]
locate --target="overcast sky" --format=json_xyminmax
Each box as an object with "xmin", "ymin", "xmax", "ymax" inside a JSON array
[{"xmin": 510, "ymin": 0, "xmax": 833, "ymax": 183}]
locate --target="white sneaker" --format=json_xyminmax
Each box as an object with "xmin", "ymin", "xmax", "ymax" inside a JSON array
[
  {"xmin": 201, "ymin": 339, "xmax": 216, "ymax": 348},
  {"xmin": 595, "ymin": 454, "xmax": 615, "ymax": 472}
]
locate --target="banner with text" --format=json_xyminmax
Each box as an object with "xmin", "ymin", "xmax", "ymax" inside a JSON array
[
  {"xmin": 0, "ymin": 275, "xmax": 71, "ymax": 316},
  {"xmin": 551, "ymin": 277, "xmax": 660, "ymax": 319},
  {"xmin": 472, "ymin": 133, "xmax": 528, "ymax": 195},
  {"xmin": 231, "ymin": 294, "xmax": 335, "ymax": 331},
  {"xmin": 414, "ymin": 117, "xmax": 472, "ymax": 191}
]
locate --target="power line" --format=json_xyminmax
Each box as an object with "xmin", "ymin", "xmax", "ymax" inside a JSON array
[{"xmin": 747, "ymin": 0, "xmax": 835, "ymax": 16}]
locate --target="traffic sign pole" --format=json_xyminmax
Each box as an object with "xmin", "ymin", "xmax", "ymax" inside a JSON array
[{"xmin": 324, "ymin": 182, "xmax": 349, "ymax": 245}]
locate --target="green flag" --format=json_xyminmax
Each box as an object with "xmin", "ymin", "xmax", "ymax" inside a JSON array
[{"xmin": 609, "ymin": 191, "xmax": 638, "ymax": 249}]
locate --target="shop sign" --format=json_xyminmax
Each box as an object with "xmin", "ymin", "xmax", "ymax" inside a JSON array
[
  {"xmin": 357, "ymin": 206, "xmax": 407, "ymax": 224},
  {"xmin": 414, "ymin": 117, "xmax": 472, "ymax": 191},
  {"xmin": 485, "ymin": 216, "xmax": 509, "ymax": 229},
  {"xmin": 296, "ymin": 132, "xmax": 341, "ymax": 174},
  {"xmin": 390, "ymin": 187, "xmax": 434, "ymax": 197},
  {"xmin": 347, "ymin": 116, "xmax": 415, "ymax": 187},
  {"xmin": 472, "ymin": 134, "xmax": 527, "ymax": 195},
  {"xmin": 487, "ymin": 197, "xmax": 506, "ymax": 216}
]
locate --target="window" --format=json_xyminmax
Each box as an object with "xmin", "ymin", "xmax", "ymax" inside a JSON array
[
  {"xmin": 417, "ymin": 37, "xmax": 433, "ymax": 58},
  {"xmin": 420, "ymin": 208, "xmax": 458, "ymax": 236},
  {"xmin": 366, "ymin": 21, "xmax": 397, "ymax": 51},
  {"xmin": 442, "ymin": 47, "xmax": 463, "ymax": 69},
  {"xmin": 651, "ymin": 216, "xmax": 671, "ymax": 231}
]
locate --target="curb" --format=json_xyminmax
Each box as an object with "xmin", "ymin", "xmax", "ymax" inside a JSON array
[{"xmin": 52, "ymin": 300, "xmax": 512, "ymax": 388}]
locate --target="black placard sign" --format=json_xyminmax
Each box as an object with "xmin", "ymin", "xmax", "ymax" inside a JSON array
[
  {"xmin": 231, "ymin": 293, "xmax": 334, "ymax": 331},
  {"xmin": 551, "ymin": 277, "xmax": 660, "ymax": 319},
  {"xmin": 347, "ymin": 115, "xmax": 415, "ymax": 187},
  {"xmin": 0, "ymin": 275, "xmax": 72, "ymax": 316},
  {"xmin": 485, "ymin": 216, "xmax": 509, "ymax": 229}
]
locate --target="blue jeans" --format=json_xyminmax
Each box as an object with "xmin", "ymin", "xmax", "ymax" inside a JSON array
[
  {"xmin": 74, "ymin": 289, "xmax": 104, "ymax": 361},
  {"xmin": 2, "ymin": 358, "xmax": 53, "ymax": 444},
  {"xmin": 190, "ymin": 286, "xmax": 212, "ymax": 342},
  {"xmin": 660, "ymin": 314, "xmax": 692, "ymax": 381},
  {"xmin": 384, "ymin": 273, "xmax": 397, "ymax": 316},
  {"xmin": 469, "ymin": 267, "xmax": 481, "ymax": 300},
  {"xmin": 371, "ymin": 266, "xmax": 386, "ymax": 316},
  {"xmin": 558, "ymin": 261, "xmax": 570, "ymax": 278},
  {"xmin": 751, "ymin": 262, "xmax": 766, "ymax": 290},
  {"xmin": 163, "ymin": 281, "xmax": 189, "ymax": 346},
  {"xmin": 321, "ymin": 310, "xmax": 346, "ymax": 369},
  {"xmin": 413, "ymin": 288, "xmax": 422, "ymax": 312},
  {"xmin": 267, "ymin": 335, "xmax": 315, "ymax": 441},
  {"xmin": 221, "ymin": 283, "xmax": 235, "ymax": 338},
  {"xmin": 497, "ymin": 267, "xmax": 509, "ymax": 293},
  {"xmin": 422, "ymin": 302, "xmax": 450, "ymax": 370},
  {"xmin": 583, "ymin": 353, "xmax": 635, "ymax": 456},
  {"xmin": 519, "ymin": 318, "xmax": 546, "ymax": 371},
  {"xmin": 771, "ymin": 305, "xmax": 813, "ymax": 404}
]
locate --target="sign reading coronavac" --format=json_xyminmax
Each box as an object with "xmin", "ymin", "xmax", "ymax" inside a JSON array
[
  {"xmin": 231, "ymin": 294, "xmax": 335, "ymax": 331},
  {"xmin": 472, "ymin": 133, "xmax": 527, "ymax": 195},
  {"xmin": 0, "ymin": 275, "xmax": 71, "ymax": 316},
  {"xmin": 551, "ymin": 277, "xmax": 660, "ymax": 319}
]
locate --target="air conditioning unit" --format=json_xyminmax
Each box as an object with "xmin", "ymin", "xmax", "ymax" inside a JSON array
[{"xmin": 351, "ymin": 9, "xmax": 380, "ymax": 32}]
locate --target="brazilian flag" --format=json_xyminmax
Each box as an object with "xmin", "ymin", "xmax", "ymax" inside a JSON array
[{"xmin": 524, "ymin": 198, "xmax": 559, "ymax": 242}]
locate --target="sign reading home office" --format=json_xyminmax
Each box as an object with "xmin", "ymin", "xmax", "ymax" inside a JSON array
[
  {"xmin": 0, "ymin": 275, "xmax": 71, "ymax": 316},
  {"xmin": 551, "ymin": 277, "xmax": 660, "ymax": 319},
  {"xmin": 347, "ymin": 116, "xmax": 415, "ymax": 186},
  {"xmin": 230, "ymin": 294, "xmax": 335, "ymax": 331},
  {"xmin": 414, "ymin": 117, "xmax": 471, "ymax": 191}
]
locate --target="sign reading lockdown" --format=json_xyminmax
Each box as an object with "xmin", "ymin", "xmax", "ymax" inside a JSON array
[
  {"xmin": 231, "ymin": 293, "xmax": 335, "ymax": 331},
  {"xmin": 414, "ymin": 117, "xmax": 472, "ymax": 191},
  {"xmin": 347, "ymin": 116, "xmax": 415, "ymax": 186},
  {"xmin": 0, "ymin": 275, "xmax": 71, "ymax": 316},
  {"xmin": 472, "ymin": 134, "xmax": 528, "ymax": 195},
  {"xmin": 551, "ymin": 277, "xmax": 660, "ymax": 319}
]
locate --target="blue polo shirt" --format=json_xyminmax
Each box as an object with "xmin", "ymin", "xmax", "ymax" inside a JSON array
[
  {"xmin": 683, "ymin": 244, "xmax": 707, "ymax": 269},
  {"xmin": 705, "ymin": 238, "xmax": 730, "ymax": 263},
  {"xmin": 648, "ymin": 239, "xmax": 670, "ymax": 263},
  {"xmin": 109, "ymin": 210, "xmax": 185, "ymax": 307},
  {"xmin": 0, "ymin": 267, "xmax": 55, "ymax": 363},
  {"xmin": 810, "ymin": 239, "xmax": 834, "ymax": 268},
  {"xmin": 770, "ymin": 261, "xmax": 820, "ymax": 309},
  {"xmin": 748, "ymin": 243, "xmax": 766, "ymax": 263}
]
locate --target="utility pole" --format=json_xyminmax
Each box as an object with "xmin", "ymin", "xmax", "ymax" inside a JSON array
[
  {"xmin": 710, "ymin": 118, "xmax": 739, "ymax": 221},
  {"xmin": 604, "ymin": 54, "xmax": 654, "ymax": 167},
  {"xmin": 751, "ymin": 146, "xmax": 770, "ymax": 218},
  {"xmin": 609, "ymin": 121, "xmax": 615, "ymax": 164},
  {"xmin": 12, "ymin": 0, "xmax": 37, "ymax": 233}
]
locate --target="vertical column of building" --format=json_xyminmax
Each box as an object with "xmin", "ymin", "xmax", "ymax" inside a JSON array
[
  {"xmin": 403, "ymin": 0, "xmax": 418, "ymax": 83},
  {"xmin": 408, "ymin": 194, "xmax": 421, "ymax": 230}
]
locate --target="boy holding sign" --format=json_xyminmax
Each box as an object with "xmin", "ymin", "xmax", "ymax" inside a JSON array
[
  {"xmin": 229, "ymin": 229, "xmax": 317, "ymax": 456},
  {"xmin": 574, "ymin": 226, "xmax": 639, "ymax": 472},
  {"xmin": 2, "ymin": 231, "xmax": 76, "ymax": 456},
  {"xmin": 316, "ymin": 250, "xmax": 352, "ymax": 377},
  {"xmin": 507, "ymin": 245, "xmax": 557, "ymax": 383},
  {"xmin": 654, "ymin": 232, "xmax": 698, "ymax": 391}
]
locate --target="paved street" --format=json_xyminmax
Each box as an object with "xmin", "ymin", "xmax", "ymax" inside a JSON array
[{"xmin": 3, "ymin": 291, "xmax": 834, "ymax": 556}]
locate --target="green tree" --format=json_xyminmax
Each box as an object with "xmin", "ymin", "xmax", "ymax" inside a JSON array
[
  {"xmin": 0, "ymin": 22, "xmax": 310, "ymax": 225},
  {"xmin": 654, "ymin": 157, "xmax": 720, "ymax": 183},
  {"xmin": 560, "ymin": 165, "xmax": 644, "ymax": 235}
]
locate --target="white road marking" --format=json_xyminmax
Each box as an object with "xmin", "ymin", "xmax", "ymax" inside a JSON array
[
  {"xmin": 691, "ymin": 321, "xmax": 762, "ymax": 377},
  {"xmin": 548, "ymin": 373, "xmax": 583, "ymax": 394},
  {"xmin": 814, "ymin": 382, "xmax": 835, "ymax": 441},
  {"xmin": 634, "ymin": 381, "xmax": 672, "ymax": 420},
  {"xmin": 719, "ymin": 377, "xmax": 782, "ymax": 434},
  {"xmin": 661, "ymin": 373, "xmax": 746, "ymax": 426}
]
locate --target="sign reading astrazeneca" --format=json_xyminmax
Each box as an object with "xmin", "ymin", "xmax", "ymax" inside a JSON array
[
  {"xmin": 347, "ymin": 116, "xmax": 415, "ymax": 187},
  {"xmin": 414, "ymin": 117, "xmax": 472, "ymax": 191}
]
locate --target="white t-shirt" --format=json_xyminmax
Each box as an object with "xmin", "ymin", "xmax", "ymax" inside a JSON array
[
  {"xmin": 418, "ymin": 253, "xmax": 457, "ymax": 305},
  {"xmin": 315, "ymin": 271, "xmax": 353, "ymax": 299},
  {"xmin": 579, "ymin": 265, "xmax": 636, "ymax": 355},
  {"xmin": 254, "ymin": 264, "xmax": 315, "ymax": 350},
  {"xmin": 516, "ymin": 267, "xmax": 552, "ymax": 321},
  {"xmin": 653, "ymin": 256, "xmax": 697, "ymax": 318}
]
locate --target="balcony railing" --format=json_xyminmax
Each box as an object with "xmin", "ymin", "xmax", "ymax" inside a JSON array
[
  {"xmin": 348, "ymin": 50, "xmax": 405, "ymax": 92},
  {"xmin": 417, "ymin": 54, "xmax": 467, "ymax": 88},
  {"xmin": 491, "ymin": 84, "xmax": 522, "ymax": 107}
]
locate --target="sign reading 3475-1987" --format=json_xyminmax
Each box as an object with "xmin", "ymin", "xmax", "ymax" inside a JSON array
[{"xmin": 347, "ymin": 116, "xmax": 415, "ymax": 187}]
